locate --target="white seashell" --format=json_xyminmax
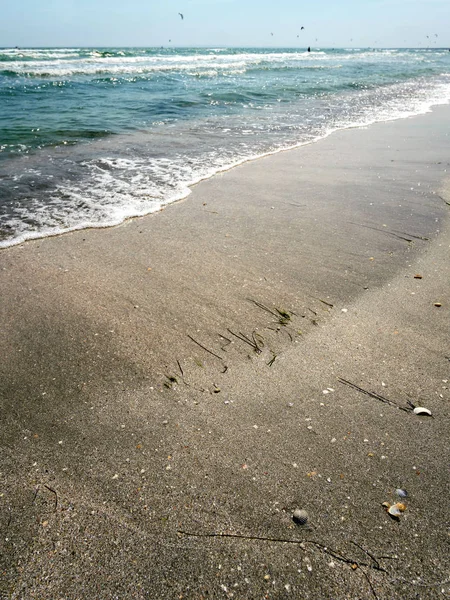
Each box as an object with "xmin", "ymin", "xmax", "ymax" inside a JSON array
[
  {"xmin": 388, "ymin": 505, "xmax": 402, "ymax": 517},
  {"xmin": 395, "ymin": 488, "xmax": 408, "ymax": 498},
  {"xmin": 413, "ymin": 407, "xmax": 432, "ymax": 416},
  {"xmin": 293, "ymin": 509, "xmax": 308, "ymax": 525}
]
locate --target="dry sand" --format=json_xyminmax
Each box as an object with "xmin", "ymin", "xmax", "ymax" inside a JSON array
[{"xmin": 1, "ymin": 106, "xmax": 449, "ymax": 599}]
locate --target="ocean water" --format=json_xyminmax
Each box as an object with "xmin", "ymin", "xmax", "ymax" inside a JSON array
[{"xmin": 1, "ymin": 46, "xmax": 450, "ymax": 248}]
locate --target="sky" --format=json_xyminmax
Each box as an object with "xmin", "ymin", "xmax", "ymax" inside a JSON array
[{"xmin": 1, "ymin": 0, "xmax": 449, "ymax": 48}]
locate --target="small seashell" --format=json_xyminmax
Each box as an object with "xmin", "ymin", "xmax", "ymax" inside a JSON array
[
  {"xmin": 293, "ymin": 509, "xmax": 308, "ymax": 525},
  {"xmin": 388, "ymin": 505, "xmax": 402, "ymax": 518},
  {"xmin": 382, "ymin": 502, "xmax": 391, "ymax": 509},
  {"xmin": 434, "ymin": 302, "xmax": 442, "ymax": 307},
  {"xmin": 395, "ymin": 488, "xmax": 408, "ymax": 499},
  {"xmin": 413, "ymin": 407, "xmax": 432, "ymax": 416},
  {"xmin": 395, "ymin": 502, "xmax": 407, "ymax": 512}
]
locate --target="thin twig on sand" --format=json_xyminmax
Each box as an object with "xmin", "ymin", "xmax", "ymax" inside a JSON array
[
  {"xmin": 349, "ymin": 222, "xmax": 413, "ymax": 243},
  {"xmin": 247, "ymin": 298, "xmax": 279, "ymax": 318},
  {"xmin": 306, "ymin": 294, "xmax": 334, "ymax": 308},
  {"xmin": 267, "ymin": 354, "xmax": 277, "ymax": 367},
  {"xmin": 176, "ymin": 360, "xmax": 184, "ymax": 377},
  {"xmin": 247, "ymin": 298, "xmax": 292, "ymax": 325},
  {"xmin": 187, "ymin": 334, "xmax": 224, "ymax": 361},
  {"xmin": 227, "ymin": 329, "xmax": 263, "ymax": 353},
  {"xmin": 44, "ymin": 484, "xmax": 58, "ymax": 512},
  {"xmin": 337, "ymin": 378, "xmax": 412, "ymax": 413},
  {"xmin": 436, "ymin": 194, "xmax": 450, "ymax": 207},
  {"xmin": 360, "ymin": 567, "xmax": 380, "ymax": 600},
  {"xmin": 391, "ymin": 229, "xmax": 429, "ymax": 241},
  {"xmin": 218, "ymin": 333, "xmax": 232, "ymax": 351},
  {"xmin": 177, "ymin": 530, "xmax": 387, "ymax": 572},
  {"xmin": 351, "ymin": 541, "xmax": 382, "ymax": 572}
]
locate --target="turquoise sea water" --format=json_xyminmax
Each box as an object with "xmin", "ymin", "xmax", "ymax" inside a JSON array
[{"xmin": 1, "ymin": 47, "xmax": 450, "ymax": 247}]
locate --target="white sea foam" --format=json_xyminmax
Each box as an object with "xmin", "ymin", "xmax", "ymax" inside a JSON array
[
  {"xmin": 3, "ymin": 81, "xmax": 450, "ymax": 250},
  {"xmin": 2, "ymin": 50, "xmax": 363, "ymax": 78},
  {"xmin": 2, "ymin": 48, "xmax": 450, "ymax": 248},
  {"xmin": 4, "ymin": 58, "xmax": 252, "ymax": 77}
]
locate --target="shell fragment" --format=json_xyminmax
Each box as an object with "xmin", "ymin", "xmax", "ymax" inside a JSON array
[
  {"xmin": 413, "ymin": 407, "xmax": 432, "ymax": 416},
  {"xmin": 385, "ymin": 502, "xmax": 407, "ymax": 519},
  {"xmin": 293, "ymin": 509, "xmax": 308, "ymax": 525},
  {"xmin": 388, "ymin": 505, "xmax": 402, "ymax": 517}
]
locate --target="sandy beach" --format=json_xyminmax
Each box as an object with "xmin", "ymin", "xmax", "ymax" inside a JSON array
[{"xmin": 1, "ymin": 106, "xmax": 449, "ymax": 599}]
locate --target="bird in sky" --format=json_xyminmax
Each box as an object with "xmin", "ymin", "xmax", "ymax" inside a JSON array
[
  {"xmin": 271, "ymin": 32, "xmax": 274, "ymax": 36},
  {"xmin": 301, "ymin": 26, "xmax": 305, "ymax": 30},
  {"xmin": 178, "ymin": 13, "xmax": 184, "ymax": 20}
]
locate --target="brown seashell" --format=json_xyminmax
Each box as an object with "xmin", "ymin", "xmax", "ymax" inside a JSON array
[
  {"xmin": 413, "ymin": 274, "xmax": 422, "ymax": 279},
  {"xmin": 388, "ymin": 505, "xmax": 402, "ymax": 518}
]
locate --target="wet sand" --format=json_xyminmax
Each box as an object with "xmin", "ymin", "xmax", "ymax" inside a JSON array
[{"xmin": 1, "ymin": 106, "xmax": 449, "ymax": 599}]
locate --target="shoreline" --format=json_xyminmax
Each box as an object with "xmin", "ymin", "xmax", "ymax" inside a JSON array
[
  {"xmin": 2, "ymin": 97, "xmax": 450, "ymax": 251},
  {"xmin": 1, "ymin": 106, "xmax": 449, "ymax": 599}
]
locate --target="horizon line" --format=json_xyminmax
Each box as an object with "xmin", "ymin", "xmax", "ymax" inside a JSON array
[{"xmin": 1, "ymin": 45, "xmax": 447, "ymax": 50}]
